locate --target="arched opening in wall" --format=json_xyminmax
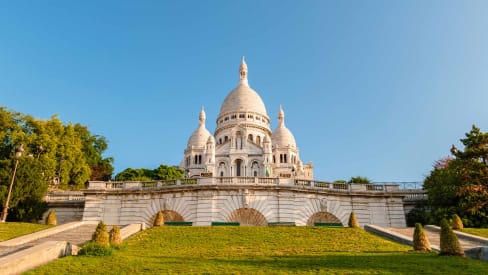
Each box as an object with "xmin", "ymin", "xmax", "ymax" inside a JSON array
[
  {"xmin": 226, "ymin": 208, "xmax": 268, "ymax": 226},
  {"xmin": 251, "ymin": 161, "xmax": 259, "ymax": 177},
  {"xmin": 256, "ymin": 136, "xmax": 261, "ymax": 145},
  {"xmin": 306, "ymin": 212, "xmax": 342, "ymax": 226},
  {"xmin": 218, "ymin": 162, "xmax": 226, "ymax": 177},
  {"xmin": 248, "ymin": 134, "xmax": 253, "ymax": 142},
  {"xmin": 149, "ymin": 210, "xmax": 185, "ymax": 226},
  {"xmin": 235, "ymin": 159, "xmax": 243, "ymax": 176}
]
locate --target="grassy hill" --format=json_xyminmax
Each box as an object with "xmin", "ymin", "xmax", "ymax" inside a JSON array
[
  {"xmin": 0, "ymin": 222, "xmax": 52, "ymax": 241},
  {"xmin": 28, "ymin": 227, "xmax": 488, "ymax": 274}
]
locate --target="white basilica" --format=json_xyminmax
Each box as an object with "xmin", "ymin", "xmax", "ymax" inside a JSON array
[{"xmin": 181, "ymin": 57, "xmax": 313, "ymax": 179}]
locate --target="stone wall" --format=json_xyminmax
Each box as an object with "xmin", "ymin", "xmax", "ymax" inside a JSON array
[{"xmin": 82, "ymin": 183, "xmax": 407, "ymax": 227}]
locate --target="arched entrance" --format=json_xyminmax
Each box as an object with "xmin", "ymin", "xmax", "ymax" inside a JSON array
[
  {"xmin": 227, "ymin": 208, "xmax": 267, "ymax": 226},
  {"xmin": 306, "ymin": 211, "xmax": 342, "ymax": 226},
  {"xmin": 150, "ymin": 210, "xmax": 185, "ymax": 225}
]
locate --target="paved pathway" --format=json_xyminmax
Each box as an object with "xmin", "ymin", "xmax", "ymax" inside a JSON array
[
  {"xmin": 387, "ymin": 226, "xmax": 485, "ymax": 250},
  {"xmin": 0, "ymin": 223, "xmax": 98, "ymax": 258}
]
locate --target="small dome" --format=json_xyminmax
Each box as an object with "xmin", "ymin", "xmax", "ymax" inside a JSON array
[
  {"xmin": 271, "ymin": 106, "xmax": 296, "ymax": 148},
  {"xmin": 187, "ymin": 108, "xmax": 212, "ymax": 148},
  {"xmin": 272, "ymin": 126, "xmax": 296, "ymax": 148}
]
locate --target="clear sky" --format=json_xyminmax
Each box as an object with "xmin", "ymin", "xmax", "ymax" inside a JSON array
[{"xmin": 1, "ymin": 1, "xmax": 487, "ymax": 183}]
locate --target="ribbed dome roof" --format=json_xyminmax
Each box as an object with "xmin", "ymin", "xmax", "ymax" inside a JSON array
[
  {"xmin": 219, "ymin": 84, "xmax": 268, "ymax": 116},
  {"xmin": 187, "ymin": 108, "xmax": 212, "ymax": 147},
  {"xmin": 218, "ymin": 57, "xmax": 268, "ymax": 118},
  {"xmin": 272, "ymin": 126, "xmax": 296, "ymax": 148},
  {"xmin": 272, "ymin": 106, "xmax": 296, "ymax": 148},
  {"xmin": 187, "ymin": 125, "xmax": 212, "ymax": 148}
]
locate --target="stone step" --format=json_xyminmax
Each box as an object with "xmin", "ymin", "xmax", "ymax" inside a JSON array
[{"xmin": 0, "ymin": 224, "xmax": 101, "ymax": 258}]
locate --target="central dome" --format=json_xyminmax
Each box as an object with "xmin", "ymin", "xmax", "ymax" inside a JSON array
[
  {"xmin": 218, "ymin": 57, "xmax": 268, "ymax": 119},
  {"xmin": 219, "ymin": 84, "xmax": 268, "ymax": 117}
]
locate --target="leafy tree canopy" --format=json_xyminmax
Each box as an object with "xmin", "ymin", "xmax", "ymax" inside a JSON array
[
  {"xmin": 423, "ymin": 125, "xmax": 488, "ymax": 227},
  {"xmin": 115, "ymin": 164, "xmax": 184, "ymax": 181},
  {"xmin": 0, "ymin": 107, "xmax": 113, "ymax": 221},
  {"xmin": 348, "ymin": 176, "xmax": 371, "ymax": 184}
]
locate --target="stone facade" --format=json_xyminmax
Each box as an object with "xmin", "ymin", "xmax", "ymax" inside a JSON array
[
  {"xmin": 182, "ymin": 57, "xmax": 313, "ymax": 179},
  {"xmin": 81, "ymin": 179, "xmax": 407, "ymax": 228}
]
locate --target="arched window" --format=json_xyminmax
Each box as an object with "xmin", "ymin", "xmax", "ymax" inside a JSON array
[
  {"xmin": 198, "ymin": 155, "xmax": 202, "ymax": 164},
  {"xmin": 284, "ymin": 154, "xmax": 287, "ymax": 163},
  {"xmin": 273, "ymin": 156, "xmax": 276, "ymax": 163},
  {"xmin": 248, "ymin": 134, "xmax": 253, "ymax": 141},
  {"xmin": 254, "ymin": 171, "xmax": 258, "ymax": 177},
  {"xmin": 194, "ymin": 155, "xmax": 198, "ymax": 164},
  {"xmin": 256, "ymin": 136, "xmax": 261, "ymax": 145},
  {"xmin": 219, "ymin": 138, "xmax": 222, "ymax": 144},
  {"xmin": 280, "ymin": 154, "xmax": 283, "ymax": 163},
  {"xmin": 224, "ymin": 136, "xmax": 228, "ymax": 142}
]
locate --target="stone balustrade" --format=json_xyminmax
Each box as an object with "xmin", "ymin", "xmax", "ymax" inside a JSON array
[{"xmin": 85, "ymin": 177, "xmax": 402, "ymax": 193}]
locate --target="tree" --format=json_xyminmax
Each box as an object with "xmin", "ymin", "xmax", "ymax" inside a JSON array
[
  {"xmin": 46, "ymin": 210, "xmax": 57, "ymax": 225},
  {"xmin": 109, "ymin": 225, "xmax": 122, "ymax": 246},
  {"xmin": 451, "ymin": 214, "xmax": 464, "ymax": 230},
  {"xmin": 348, "ymin": 176, "xmax": 371, "ymax": 184},
  {"xmin": 348, "ymin": 211, "xmax": 359, "ymax": 228},
  {"xmin": 92, "ymin": 221, "xmax": 109, "ymax": 247},
  {"xmin": 0, "ymin": 107, "xmax": 113, "ymax": 221},
  {"xmin": 154, "ymin": 210, "xmax": 164, "ymax": 226},
  {"xmin": 413, "ymin": 223, "xmax": 431, "ymax": 251},
  {"xmin": 423, "ymin": 125, "xmax": 488, "ymax": 227},
  {"xmin": 115, "ymin": 165, "xmax": 184, "ymax": 181},
  {"xmin": 439, "ymin": 219, "xmax": 464, "ymax": 256}
]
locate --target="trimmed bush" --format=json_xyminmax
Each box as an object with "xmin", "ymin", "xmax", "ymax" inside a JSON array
[
  {"xmin": 154, "ymin": 210, "xmax": 164, "ymax": 227},
  {"xmin": 348, "ymin": 211, "xmax": 359, "ymax": 228},
  {"xmin": 92, "ymin": 221, "xmax": 109, "ymax": 247},
  {"xmin": 78, "ymin": 242, "xmax": 113, "ymax": 256},
  {"xmin": 45, "ymin": 210, "xmax": 57, "ymax": 225},
  {"xmin": 451, "ymin": 214, "xmax": 464, "ymax": 230},
  {"xmin": 109, "ymin": 225, "xmax": 122, "ymax": 246},
  {"xmin": 413, "ymin": 223, "xmax": 431, "ymax": 251},
  {"xmin": 440, "ymin": 219, "xmax": 464, "ymax": 256}
]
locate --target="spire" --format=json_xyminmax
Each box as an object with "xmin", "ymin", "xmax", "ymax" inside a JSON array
[
  {"xmin": 278, "ymin": 105, "xmax": 285, "ymax": 127},
  {"xmin": 199, "ymin": 107, "xmax": 206, "ymax": 126},
  {"xmin": 239, "ymin": 56, "xmax": 249, "ymax": 86}
]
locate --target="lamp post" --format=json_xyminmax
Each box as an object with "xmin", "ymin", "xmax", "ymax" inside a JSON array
[{"xmin": 1, "ymin": 144, "xmax": 24, "ymax": 223}]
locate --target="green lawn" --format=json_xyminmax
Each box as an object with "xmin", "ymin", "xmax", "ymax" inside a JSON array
[
  {"xmin": 462, "ymin": 228, "xmax": 488, "ymax": 238},
  {"xmin": 0, "ymin": 222, "xmax": 52, "ymax": 241},
  {"xmin": 28, "ymin": 227, "xmax": 488, "ymax": 274}
]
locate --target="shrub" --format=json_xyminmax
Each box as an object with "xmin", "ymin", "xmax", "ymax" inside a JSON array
[
  {"xmin": 45, "ymin": 210, "xmax": 57, "ymax": 225},
  {"xmin": 348, "ymin": 211, "xmax": 359, "ymax": 228},
  {"xmin": 78, "ymin": 242, "xmax": 113, "ymax": 256},
  {"xmin": 439, "ymin": 219, "xmax": 464, "ymax": 256},
  {"xmin": 109, "ymin": 225, "xmax": 122, "ymax": 246},
  {"xmin": 92, "ymin": 221, "xmax": 109, "ymax": 247},
  {"xmin": 413, "ymin": 223, "xmax": 431, "ymax": 251},
  {"xmin": 451, "ymin": 214, "xmax": 464, "ymax": 230},
  {"xmin": 154, "ymin": 210, "xmax": 164, "ymax": 227}
]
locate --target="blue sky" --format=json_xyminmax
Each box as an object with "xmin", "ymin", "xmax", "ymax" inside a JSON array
[{"xmin": 1, "ymin": 1, "xmax": 487, "ymax": 182}]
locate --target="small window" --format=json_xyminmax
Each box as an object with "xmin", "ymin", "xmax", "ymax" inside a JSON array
[
  {"xmin": 254, "ymin": 171, "xmax": 258, "ymax": 177},
  {"xmin": 239, "ymin": 114, "xmax": 245, "ymax": 118},
  {"xmin": 224, "ymin": 136, "xmax": 228, "ymax": 142},
  {"xmin": 231, "ymin": 115, "xmax": 236, "ymax": 119},
  {"xmin": 225, "ymin": 117, "xmax": 229, "ymax": 121},
  {"xmin": 248, "ymin": 134, "xmax": 253, "ymax": 141}
]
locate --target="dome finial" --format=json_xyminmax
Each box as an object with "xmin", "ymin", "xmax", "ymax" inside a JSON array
[
  {"xmin": 278, "ymin": 105, "xmax": 285, "ymax": 127},
  {"xmin": 199, "ymin": 107, "xmax": 206, "ymax": 126},
  {"xmin": 239, "ymin": 56, "xmax": 249, "ymax": 86}
]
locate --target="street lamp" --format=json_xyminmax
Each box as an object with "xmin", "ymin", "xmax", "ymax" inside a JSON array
[{"xmin": 1, "ymin": 144, "xmax": 25, "ymax": 223}]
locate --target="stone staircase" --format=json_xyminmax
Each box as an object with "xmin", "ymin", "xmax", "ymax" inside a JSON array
[
  {"xmin": 0, "ymin": 223, "xmax": 97, "ymax": 258},
  {"xmin": 386, "ymin": 226, "xmax": 486, "ymax": 250}
]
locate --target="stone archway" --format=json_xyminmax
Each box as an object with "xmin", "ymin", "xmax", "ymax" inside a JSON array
[
  {"xmin": 227, "ymin": 208, "xmax": 267, "ymax": 226},
  {"xmin": 306, "ymin": 211, "xmax": 342, "ymax": 226},
  {"xmin": 150, "ymin": 210, "xmax": 185, "ymax": 225}
]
